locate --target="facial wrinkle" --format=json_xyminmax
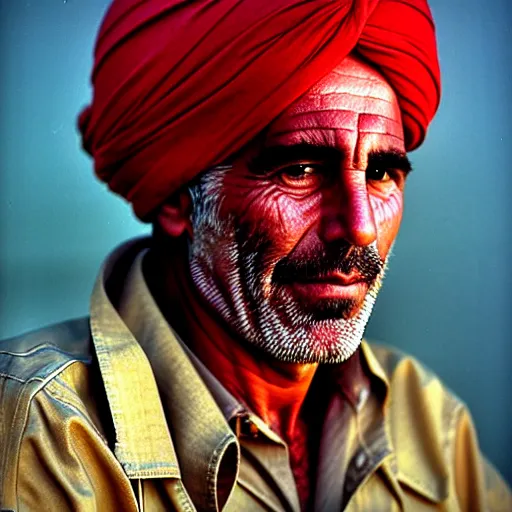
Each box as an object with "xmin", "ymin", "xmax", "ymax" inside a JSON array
[
  {"xmin": 267, "ymin": 126, "xmax": 342, "ymax": 149},
  {"xmin": 276, "ymin": 194, "xmax": 320, "ymax": 238},
  {"xmin": 189, "ymin": 168, "xmax": 390, "ymax": 364},
  {"xmin": 358, "ymin": 113, "xmax": 403, "ymax": 139},
  {"xmin": 313, "ymin": 71, "xmax": 395, "ymax": 99},
  {"xmin": 241, "ymin": 185, "xmax": 277, "ymax": 225},
  {"xmin": 287, "ymin": 94, "xmax": 395, "ymax": 119},
  {"xmin": 187, "ymin": 55, "xmax": 405, "ymax": 365},
  {"xmin": 370, "ymin": 191, "xmax": 403, "ymax": 226},
  {"xmin": 285, "ymin": 108, "xmax": 358, "ymax": 125},
  {"xmin": 269, "ymin": 111, "xmax": 357, "ymax": 142}
]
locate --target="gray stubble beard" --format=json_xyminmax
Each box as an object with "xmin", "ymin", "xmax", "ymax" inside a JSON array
[{"xmin": 188, "ymin": 167, "xmax": 389, "ymax": 364}]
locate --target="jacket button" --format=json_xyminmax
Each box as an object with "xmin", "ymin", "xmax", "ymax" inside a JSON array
[
  {"xmin": 354, "ymin": 451, "xmax": 367, "ymax": 469},
  {"xmin": 356, "ymin": 387, "xmax": 369, "ymax": 411},
  {"xmin": 240, "ymin": 416, "xmax": 259, "ymax": 438}
]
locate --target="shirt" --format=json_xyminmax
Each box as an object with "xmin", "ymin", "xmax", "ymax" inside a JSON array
[{"xmin": 0, "ymin": 237, "xmax": 510, "ymax": 511}]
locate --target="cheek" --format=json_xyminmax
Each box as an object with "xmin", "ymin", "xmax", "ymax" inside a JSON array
[
  {"xmin": 222, "ymin": 181, "xmax": 321, "ymax": 251},
  {"xmin": 369, "ymin": 189, "xmax": 403, "ymax": 258},
  {"xmin": 272, "ymin": 192, "xmax": 321, "ymax": 240}
]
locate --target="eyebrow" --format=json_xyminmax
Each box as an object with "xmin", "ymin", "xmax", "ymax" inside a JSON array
[
  {"xmin": 247, "ymin": 143, "xmax": 412, "ymax": 174},
  {"xmin": 247, "ymin": 143, "xmax": 342, "ymax": 175},
  {"xmin": 367, "ymin": 149, "xmax": 413, "ymax": 174}
]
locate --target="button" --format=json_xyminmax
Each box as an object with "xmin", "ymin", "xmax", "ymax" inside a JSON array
[
  {"xmin": 354, "ymin": 451, "xmax": 367, "ymax": 469},
  {"xmin": 356, "ymin": 387, "xmax": 369, "ymax": 411},
  {"xmin": 239, "ymin": 416, "xmax": 259, "ymax": 438}
]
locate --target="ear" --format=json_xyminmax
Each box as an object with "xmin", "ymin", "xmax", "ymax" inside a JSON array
[{"xmin": 155, "ymin": 189, "xmax": 193, "ymax": 239}]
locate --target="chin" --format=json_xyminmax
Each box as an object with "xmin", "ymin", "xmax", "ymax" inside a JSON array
[
  {"xmin": 244, "ymin": 287, "xmax": 379, "ymax": 364},
  {"xmin": 295, "ymin": 297, "xmax": 364, "ymax": 322}
]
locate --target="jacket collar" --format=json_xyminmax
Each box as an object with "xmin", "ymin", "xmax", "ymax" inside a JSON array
[
  {"xmin": 92, "ymin": 237, "xmax": 239, "ymax": 511},
  {"xmin": 90, "ymin": 238, "xmax": 180, "ymax": 479},
  {"xmin": 364, "ymin": 343, "xmax": 449, "ymax": 504},
  {"xmin": 91, "ymin": 237, "xmax": 448, "ymax": 508}
]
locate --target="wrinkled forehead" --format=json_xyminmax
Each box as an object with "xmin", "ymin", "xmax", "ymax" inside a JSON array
[
  {"xmin": 307, "ymin": 54, "xmax": 399, "ymax": 102},
  {"xmin": 265, "ymin": 54, "xmax": 404, "ymax": 150}
]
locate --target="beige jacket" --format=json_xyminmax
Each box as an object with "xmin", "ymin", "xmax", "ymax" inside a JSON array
[{"xmin": 0, "ymin": 239, "xmax": 510, "ymax": 511}]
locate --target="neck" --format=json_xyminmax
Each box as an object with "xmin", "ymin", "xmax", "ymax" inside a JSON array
[{"xmin": 144, "ymin": 239, "xmax": 318, "ymax": 442}]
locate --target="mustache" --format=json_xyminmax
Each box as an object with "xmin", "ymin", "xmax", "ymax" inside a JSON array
[{"xmin": 272, "ymin": 241, "xmax": 384, "ymax": 285}]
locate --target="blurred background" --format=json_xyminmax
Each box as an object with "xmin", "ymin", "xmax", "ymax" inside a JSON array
[{"xmin": 0, "ymin": 0, "xmax": 511, "ymax": 484}]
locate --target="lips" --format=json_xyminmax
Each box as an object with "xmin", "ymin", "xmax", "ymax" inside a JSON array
[
  {"xmin": 295, "ymin": 271, "xmax": 366, "ymax": 287},
  {"xmin": 286, "ymin": 271, "xmax": 370, "ymax": 303}
]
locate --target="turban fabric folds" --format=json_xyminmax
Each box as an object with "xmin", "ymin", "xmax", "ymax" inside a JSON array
[{"xmin": 79, "ymin": 0, "xmax": 441, "ymax": 220}]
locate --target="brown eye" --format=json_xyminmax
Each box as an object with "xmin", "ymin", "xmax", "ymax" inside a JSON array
[
  {"xmin": 278, "ymin": 164, "xmax": 323, "ymax": 190},
  {"xmin": 366, "ymin": 166, "xmax": 391, "ymax": 182}
]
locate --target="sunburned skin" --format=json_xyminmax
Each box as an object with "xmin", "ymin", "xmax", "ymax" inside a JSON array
[
  {"xmin": 151, "ymin": 54, "xmax": 410, "ymax": 509},
  {"xmin": 370, "ymin": 190, "xmax": 403, "ymax": 226},
  {"xmin": 185, "ymin": 57, "xmax": 408, "ymax": 365}
]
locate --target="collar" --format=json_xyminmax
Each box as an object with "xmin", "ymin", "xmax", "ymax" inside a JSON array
[
  {"xmin": 91, "ymin": 237, "xmax": 448, "ymax": 507},
  {"xmin": 363, "ymin": 343, "xmax": 449, "ymax": 504},
  {"xmin": 91, "ymin": 237, "xmax": 239, "ymax": 511},
  {"xmin": 89, "ymin": 237, "xmax": 180, "ymax": 479}
]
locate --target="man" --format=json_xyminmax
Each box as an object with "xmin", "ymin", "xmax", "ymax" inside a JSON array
[{"xmin": 0, "ymin": 0, "xmax": 510, "ymax": 510}]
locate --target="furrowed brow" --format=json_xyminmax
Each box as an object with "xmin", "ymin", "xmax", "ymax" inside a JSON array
[
  {"xmin": 367, "ymin": 149, "xmax": 412, "ymax": 174},
  {"xmin": 248, "ymin": 143, "xmax": 342, "ymax": 175}
]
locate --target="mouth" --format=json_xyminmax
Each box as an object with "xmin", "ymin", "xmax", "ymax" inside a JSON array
[
  {"xmin": 296, "ymin": 271, "xmax": 366, "ymax": 287},
  {"xmin": 287, "ymin": 272, "xmax": 370, "ymax": 301}
]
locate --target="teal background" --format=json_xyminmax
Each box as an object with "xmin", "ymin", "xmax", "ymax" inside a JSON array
[{"xmin": 1, "ymin": 0, "xmax": 511, "ymax": 484}]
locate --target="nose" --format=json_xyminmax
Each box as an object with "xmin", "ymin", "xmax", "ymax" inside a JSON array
[{"xmin": 318, "ymin": 171, "xmax": 377, "ymax": 247}]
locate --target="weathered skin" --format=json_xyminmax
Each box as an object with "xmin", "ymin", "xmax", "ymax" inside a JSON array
[{"xmin": 149, "ymin": 54, "xmax": 409, "ymax": 509}]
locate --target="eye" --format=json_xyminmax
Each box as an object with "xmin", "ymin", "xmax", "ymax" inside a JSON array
[
  {"xmin": 366, "ymin": 166, "xmax": 391, "ymax": 182},
  {"xmin": 278, "ymin": 164, "xmax": 324, "ymax": 190}
]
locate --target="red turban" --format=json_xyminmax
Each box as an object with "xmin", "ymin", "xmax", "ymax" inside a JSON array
[{"xmin": 79, "ymin": 0, "xmax": 441, "ymax": 220}]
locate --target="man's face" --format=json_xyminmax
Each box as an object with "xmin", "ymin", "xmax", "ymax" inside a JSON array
[{"xmin": 187, "ymin": 55, "xmax": 410, "ymax": 363}]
